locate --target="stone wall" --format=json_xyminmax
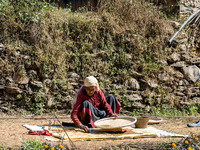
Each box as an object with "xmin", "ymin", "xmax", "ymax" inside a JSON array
[
  {"xmin": 0, "ymin": 40, "xmax": 200, "ymax": 113},
  {"xmin": 180, "ymin": 0, "xmax": 200, "ymax": 14},
  {"xmin": 181, "ymin": 0, "xmax": 200, "ymax": 7},
  {"xmin": 149, "ymin": 0, "xmax": 200, "ymax": 16}
]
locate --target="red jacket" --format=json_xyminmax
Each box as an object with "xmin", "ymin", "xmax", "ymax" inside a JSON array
[{"xmin": 71, "ymin": 86, "xmax": 113, "ymax": 127}]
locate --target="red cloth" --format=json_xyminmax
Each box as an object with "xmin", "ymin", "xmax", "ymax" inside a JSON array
[
  {"xmin": 28, "ymin": 130, "xmax": 52, "ymax": 136},
  {"xmin": 71, "ymin": 86, "xmax": 113, "ymax": 127}
]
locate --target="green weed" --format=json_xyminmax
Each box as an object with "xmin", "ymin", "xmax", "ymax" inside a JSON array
[
  {"xmin": 150, "ymin": 106, "xmax": 199, "ymax": 118},
  {"xmin": 20, "ymin": 140, "xmax": 43, "ymax": 150},
  {"xmin": 0, "ymin": 142, "xmax": 8, "ymax": 150},
  {"xmin": 170, "ymin": 136, "xmax": 200, "ymax": 150},
  {"xmin": 20, "ymin": 140, "xmax": 68, "ymax": 150}
]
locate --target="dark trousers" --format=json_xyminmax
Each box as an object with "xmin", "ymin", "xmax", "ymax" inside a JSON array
[{"xmin": 79, "ymin": 95, "xmax": 119, "ymax": 127}]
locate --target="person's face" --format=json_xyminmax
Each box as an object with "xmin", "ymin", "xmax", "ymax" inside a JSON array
[{"xmin": 85, "ymin": 86, "xmax": 97, "ymax": 96}]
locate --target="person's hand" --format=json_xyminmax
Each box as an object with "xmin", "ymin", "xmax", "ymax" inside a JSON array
[
  {"xmin": 111, "ymin": 114, "xmax": 117, "ymax": 118},
  {"xmin": 80, "ymin": 124, "xmax": 89, "ymax": 132}
]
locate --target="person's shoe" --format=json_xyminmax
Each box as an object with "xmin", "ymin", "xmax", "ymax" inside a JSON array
[{"xmin": 187, "ymin": 121, "xmax": 200, "ymax": 127}]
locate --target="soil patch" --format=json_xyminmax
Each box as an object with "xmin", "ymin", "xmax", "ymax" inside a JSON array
[{"xmin": 0, "ymin": 112, "xmax": 200, "ymax": 149}]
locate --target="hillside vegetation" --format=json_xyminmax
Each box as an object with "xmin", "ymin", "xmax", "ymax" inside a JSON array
[{"xmin": 0, "ymin": 0, "xmax": 199, "ymax": 115}]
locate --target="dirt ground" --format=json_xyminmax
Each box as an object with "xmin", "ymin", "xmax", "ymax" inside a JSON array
[{"xmin": 1, "ymin": 112, "xmax": 200, "ymax": 150}]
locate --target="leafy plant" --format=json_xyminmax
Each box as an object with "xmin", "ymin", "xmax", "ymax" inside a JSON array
[
  {"xmin": 170, "ymin": 136, "xmax": 200, "ymax": 150},
  {"xmin": 20, "ymin": 140, "xmax": 68, "ymax": 150},
  {"xmin": 20, "ymin": 140, "xmax": 43, "ymax": 150}
]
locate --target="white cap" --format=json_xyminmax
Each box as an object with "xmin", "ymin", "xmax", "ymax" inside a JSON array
[{"xmin": 84, "ymin": 76, "xmax": 100, "ymax": 91}]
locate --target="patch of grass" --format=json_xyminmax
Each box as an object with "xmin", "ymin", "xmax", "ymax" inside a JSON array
[
  {"xmin": 151, "ymin": 107, "xmax": 185, "ymax": 117},
  {"xmin": 102, "ymin": 136, "xmax": 200, "ymax": 150},
  {"xmin": 0, "ymin": 147, "xmax": 7, "ymax": 150},
  {"xmin": 128, "ymin": 104, "xmax": 200, "ymax": 118},
  {"xmin": 150, "ymin": 105, "xmax": 200, "ymax": 117},
  {"xmin": 0, "ymin": 142, "xmax": 9, "ymax": 150},
  {"xmin": 20, "ymin": 140, "xmax": 68, "ymax": 150},
  {"xmin": 157, "ymin": 139, "xmax": 179, "ymax": 149},
  {"xmin": 20, "ymin": 140, "xmax": 43, "ymax": 150},
  {"xmin": 169, "ymin": 136, "xmax": 200, "ymax": 150}
]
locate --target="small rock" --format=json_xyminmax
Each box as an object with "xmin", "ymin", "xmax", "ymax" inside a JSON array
[
  {"xmin": 131, "ymin": 102, "xmax": 145, "ymax": 109},
  {"xmin": 182, "ymin": 65, "xmax": 200, "ymax": 83},
  {"xmin": 0, "ymin": 106, "xmax": 9, "ymax": 112},
  {"xmin": 112, "ymin": 84, "xmax": 123, "ymax": 90},
  {"xmin": 30, "ymin": 80, "xmax": 43, "ymax": 88},
  {"xmin": 171, "ymin": 61, "xmax": 186, "ymax": 68},
  {"xmin": 178, "ymin": 80, "xmax": 184, "ymax": 86},
  {"xmin": 126, "ymin": 78, "xmax": 140, "ymax": 90},
  {"xmin": 147, "ymin": 80, "xmax": 158, "ymax": 88},
  {"xmin": 131, "ymin": 71, "xmax": 144, "ymax": 77},
  {"xmin": 177, "ymin": 86, "xmax": 186, "ymax": 92},
  {"xmin": 5, "ymin": 77, "xmax": 14, "ymax": 83},
  {"xmin": 127, "ymin": 94, "xmax": 142, "ymax": 101},
  {"xmin": 174, "ymin": 71, "xmax": 184, "ymax": 79},
  {"xmin": 68, "ymin": 72, "xmax": 80, "ymax": 80},
  {"xmin": 168, "ymin": 53, "xmax": 181, "ymax": 63},
  {"xmin": 5, "ymin": 83, "xmax": 22, "ymax": 94},
  {"xmin": 158, "ymin": 73, "xmax": 170, "ymax": 81},
  {"xmin": 46, "ymin": 98, "xmax": 54, "ymax": 108},
  {"xmin": 176, "ymin": 92, "xmax": 185, "ymax": 96},
  {"xmin": 157, "ymin": 59, "xmax": 168, "ymax": 65},
  {"xmin": 181, "ymin": 53, "xmax": 190, "ymax": 61},
  {"xmin": 190, "ymin": 58, "xmax": 200, "ymax": 64},
  {"xmin": 179, "ymin": 44, "xmax": 187, "ymax": 51},
  {"xmin": 16, "ymin": 76, "xmax": 30, "ymax": 85}
]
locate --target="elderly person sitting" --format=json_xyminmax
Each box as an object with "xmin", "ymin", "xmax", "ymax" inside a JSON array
[{"xmin": 71, "ymin": 76, "xmax": 121, "ymax": 132}]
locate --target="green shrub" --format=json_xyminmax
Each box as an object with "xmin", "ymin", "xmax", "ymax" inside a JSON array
[{"xmin": 0, "ymin": 0, "xmax": 176, "ymax": 112}]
